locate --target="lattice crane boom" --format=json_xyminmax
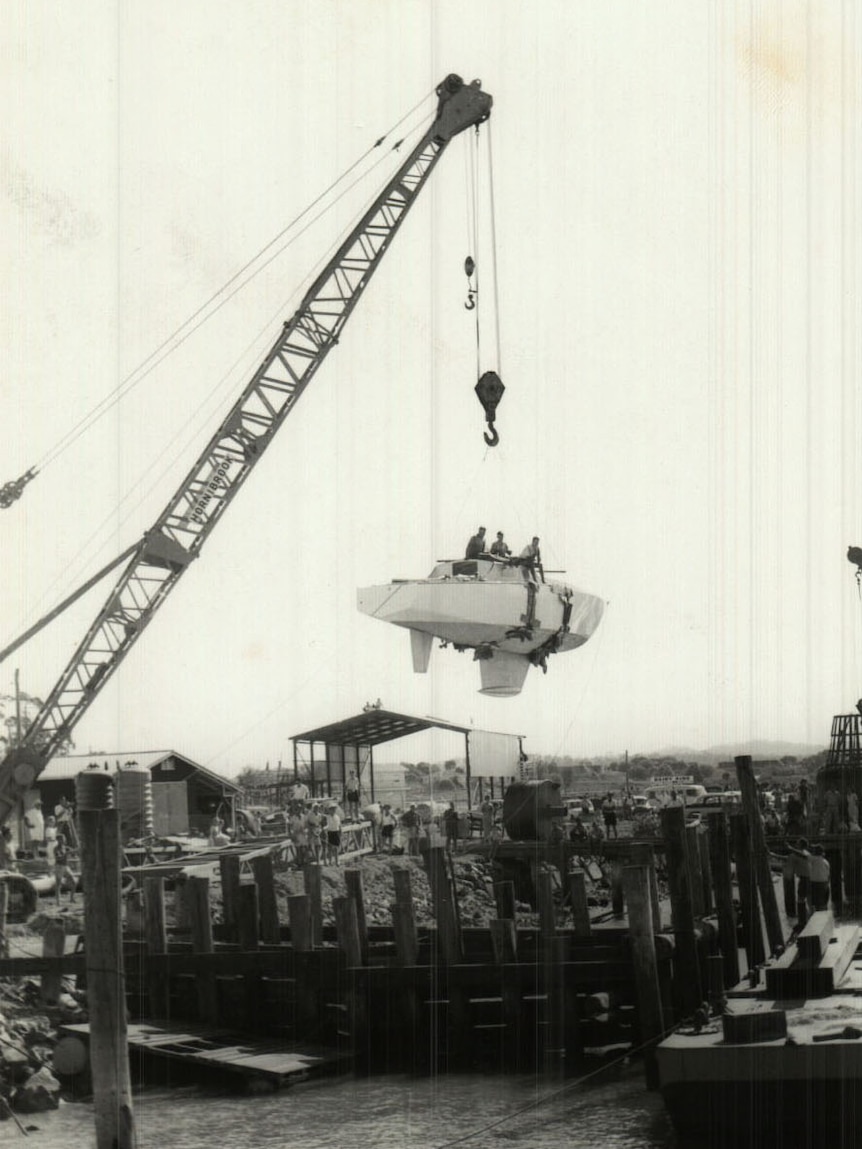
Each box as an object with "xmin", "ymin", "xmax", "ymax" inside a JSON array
[{"xmin": 0, "ymin": 73, "xmax": 492, "ymax": 825}]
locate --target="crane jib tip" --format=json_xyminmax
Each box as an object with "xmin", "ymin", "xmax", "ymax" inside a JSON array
[{"xmin": 0, "ymin": 468, "xmax": 37, "ymax": 509}]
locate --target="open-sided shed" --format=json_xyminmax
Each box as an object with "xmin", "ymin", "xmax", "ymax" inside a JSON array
[{"xmin": 290, "ymin": 708, "xmax": 524, "ymax": 807}]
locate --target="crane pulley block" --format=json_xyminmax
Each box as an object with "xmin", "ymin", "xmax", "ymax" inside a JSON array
[{"xmin": 475, "ymin": 370, "xmax": 505, "ymax": 447}]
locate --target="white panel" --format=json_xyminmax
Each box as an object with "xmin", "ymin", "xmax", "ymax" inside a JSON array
[{"xmin": 468, "ymin": 731, "xmax": 520, "ymax": 779}]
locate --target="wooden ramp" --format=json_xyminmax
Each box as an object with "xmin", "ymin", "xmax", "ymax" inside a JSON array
[{"xmin": 60, "ymin": 1021, "xmax": 353, "ymax": 1087}]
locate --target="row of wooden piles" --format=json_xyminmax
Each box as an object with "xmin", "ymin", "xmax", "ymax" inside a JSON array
[{"xmin": 127, "ymin": 845, "xmax": 674, "ymax": 1076}]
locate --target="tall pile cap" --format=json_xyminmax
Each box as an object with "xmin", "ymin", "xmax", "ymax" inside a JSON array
[{"xmin": 75, "ymin": 768, "xmax": 115, "ymax": 811}]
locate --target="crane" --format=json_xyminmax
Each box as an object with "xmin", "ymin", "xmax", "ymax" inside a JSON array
[{"xmin": 0, "ymin": 72, "xmax": 492, "ymax": 827}]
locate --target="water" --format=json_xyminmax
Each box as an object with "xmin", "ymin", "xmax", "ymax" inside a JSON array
[{"xmin": 13, "ymin": 1068, "xmax": 675, "ymax": 1149}]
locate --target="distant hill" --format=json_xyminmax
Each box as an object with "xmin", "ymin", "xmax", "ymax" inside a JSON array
[{"xmin": 648, "ymin": 740, "xmax": 826, "ymax": 765}]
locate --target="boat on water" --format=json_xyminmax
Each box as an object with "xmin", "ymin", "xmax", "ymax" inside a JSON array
[
  {"xmin": 656, "ymin": 907, "xmax": 862, "ymax": 1146},
  {"xmin": 357, "ymin": 555, "xmax": 604, "ymax": 695}
]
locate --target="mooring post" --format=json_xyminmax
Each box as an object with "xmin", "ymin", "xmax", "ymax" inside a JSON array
[
  {"xmin": 188, "ymin": 874, "xmax": 218, "ymax": 1023},
  {"xmin": 660, "ymin": 805, "xmax": 702, "ymax": 1014},
  {"xmin": 735, "ymin": 756, "xmax": 784, "ymax": 953},
  {"xmin": 426, "ymin": 847, "xmax": 462, "ymax": 964},
  {"xmin": 143, "ymin": 877, "xmax": 168, "ymax": 1018},
  {"xmin": 729, "ymin": 811, "xmax": 765, "ymax": 970},
  {"xmin": 622, "ymin": 864, "xmax": 664, "ymax": 1089},
  {"xmin": 568, "ymin": 870, "xmax": 592, "ymax": 937},
  {"xmin": 344, "ymin": 868, "xmax": 369, "ymax": 965},
  {"xmin": 706, "ymin": 813, "xmax": 741, "ymax": 988},
  {"xmin": 303, "ymin": 863, "xmax": 323, "ymax": 949},
  {"xmin": 40, "ymin": 918, "xmax": 65, "ymax": 1006},
  {"xmin": 219, "ymin": 854, "xmax": 241, "ymax": 942},
  {"xmin": 77, "ymin": 778, "xmax": 136, "ymax": 1149},
  {"xmin": 685, "ymin": 824, "xmax": 705, "ymax": 918},
  {"xmin": 251, "ymin": 853, "xmax": 280, "ymax": 945}
]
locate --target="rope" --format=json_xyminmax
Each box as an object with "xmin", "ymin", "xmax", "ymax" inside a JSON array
[
  {"xmin": 432, "ymin": 1014, "xmax": 684, "ymax": 1149},
  {"xmin": 34, "ymin": 88, "xmax": 435, "ymax": 475}
]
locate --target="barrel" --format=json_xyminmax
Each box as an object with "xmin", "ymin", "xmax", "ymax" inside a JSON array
[
  {"xmin": 115, "ymin": 764, "xmax": 154, "ymax": 842},
  {"xmin": 502, "ymin": 780, "xmax": 565, "ymax": 842}
]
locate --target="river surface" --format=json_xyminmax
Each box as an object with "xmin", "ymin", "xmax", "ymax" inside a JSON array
[{"xmin": 11, "ymin": 1067, "xmax": 680, "ymax": 1149}]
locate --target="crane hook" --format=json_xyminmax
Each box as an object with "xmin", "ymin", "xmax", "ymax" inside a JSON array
[
  {"xmin": 464, "ymin": 255, "xmax": 476, "ymax": 310},
  {"xmin": 475, "ymin": 370, "xmax": 504, "ymax": 449}
]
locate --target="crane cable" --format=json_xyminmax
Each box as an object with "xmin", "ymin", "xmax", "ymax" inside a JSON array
[
  {"xmin": 0, "ymin": 86, "xmax": 436, "ymax": 507},
  {"xmin": 5, "ymin": 118, "xmax": 433, "ymax": 642},
  {"xmin": 469, "ymin": 120, "xmax": 505, "ymax": 448}
]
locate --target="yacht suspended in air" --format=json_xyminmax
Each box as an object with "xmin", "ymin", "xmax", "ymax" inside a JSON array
[{"xmin": 357, "ymin": 555, "xmax": 604, "ymax": 696}]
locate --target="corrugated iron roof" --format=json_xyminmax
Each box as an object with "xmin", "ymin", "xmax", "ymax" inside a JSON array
[
  {"xmin": 291, "ymin": 708, "xmax": 493, "ymax": 747},
  {"xmin": 41, "ymin": 750, "xmax": 240, "ymax": 791}
]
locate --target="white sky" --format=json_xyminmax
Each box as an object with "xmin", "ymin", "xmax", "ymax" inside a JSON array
[{"xmin": 1, "ymin": 0, "xmax": 861, "ymax": 776}]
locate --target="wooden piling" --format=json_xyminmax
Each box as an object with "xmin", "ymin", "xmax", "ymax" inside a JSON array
[
  {"xmin": 729, "ymin": 811, "xmax": 765, "ymax": 969},
  {"xmin": 143, "ymin": 878, "xmax": 168, "ymax": 1018},
  {"xmin": 536, "ymin": 868, "xmax": 557, "ymax": 937},
  {"xmin": 493, "ymin": 880, "xmax": 517, "ymax": 921},
  {"xmin": 333, "ymin": 896, "xmax": 363, "ymax": 967},
  {"xmin": 391, "ymin": 867, "xmax": 419, "ymax": 965},
  {"xmin": 41, "ymin": 919, "xmax": 65, "ymax": 1006},
  {"xmin": 660, "ymin": 805, "xmax": 702, "ymax": 1013},
  {"xmin": 706, "ymin": 813, "xmax": 741, "ymax": 988},
  {"xmin": 0, "ymin": 879, "xmax": 7, "ymax": 958},
  {"xmin": 219, "ymin": 854, "xmax": 241, "ymax": 941},
  {"xmin": 78, "ymin": 805, "xmax": 136, "ymax": 1149},
  {"xmin": 685, "ymin": 825, "xmax": 705, "ymax": 918},
  {"xmin": 544, "ymin": 934, "xmax": 568, "ymax": 1073},
  {"xmin": 250, "ymin": 853, "xmax": 280, "ymax": 945},
  {"xmin": 426, "ymin": 847, "xmax": 462, "ymax": 964},
  {"xmin": 622, "ymin": 864, "xmax": 663, "ymax": 1089},
  {"xmin": 344, "ymin": 868, "xmax": 369, "ymax": 965},
  {"xmin": 489, "ymin": 917, "xmax": 518, "ymax": 964},
  {"xmin": 697, "ymin": 829, "xmax": 714, "ymax": 915},
  {"xmin": 287, "ymin": 894, "xmax": 313, "ymax": 952},
  {"xmin": 303, "ymin": 863, "xmax": 323, "ymax": 948},
  {"xmin": 568, "ymin": 870, "xmax": 592, "ymax": 936},
  {"xmin": 610, "ymin": 863, "xmax": 625, "ymax": 918},
  {"xmin": 781, "ymin": 853, "xmax": 796, "ymax": 917},
  {"xmin": 188, "ymin": 875, "xmax": 218, "ymax": 1023},
  {"xmin": 237, "ymin": 882, "xmax": 260, "ymax": 951},
  {"xmin": 735, "ymin": 756, "xmax": 784, "ymax": 953}
]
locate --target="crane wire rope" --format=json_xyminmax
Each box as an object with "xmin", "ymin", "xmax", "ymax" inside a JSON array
[
  {"xmin": 30, "ymin": 87, "xmax": 435, "ymax": 477},
  {"xmin": 486, "ymin": 118, "xmax": 503, "ymax": 372},
  {"xmin": 6, "ymin": 118, "xmax": 433, "ymax": 639},
  {"xmin": 431, "ymin": 1011, "xmax": 681, "ymax": 1149}
]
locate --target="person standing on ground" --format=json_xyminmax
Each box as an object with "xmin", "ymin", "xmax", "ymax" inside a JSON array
[
  {"xmin": 345, "ymin": 771, "xmax": 360, "ymax": 821},
  {"xmin": 443, "ymin": 803, "xmax": 460, "ymax": 852},
  {"xmin": 848, "ymin": 790, "xmax": 860, "ymax": 831},
  {"xmin": 53, "ymin": 837, "xmax": 77, "ymax": 905},
  {"xmin": 602, "ymin": 793, "xmax": 618, "ymax": 839},
  {"xmin": 23, "ymin": 800, "xmax": 44, "ymax": 851},
  {"xmin": 465, "ymin": 527, "xmax": 487, "ymax": 559},
  {"xmin": 822, "ymin": 786, "xmax": 842, "ymax": 834},
  {"xmin": 0, "ymin": 826, "xmax": 16, "ymax": 871},
  {"xmin": 402, "ymin": 805, "xmax": 420, "ymax": 856},
  {"xmin": 380, "ymin": 805, "xmax": 396, "ymax": 854},
  {"xmin": 808, "ymin": 845, "xmax": 831, "ymax": 910},
  {"xmin": 324, "ymin": 805, "xmax": 342, "ymax": 866},
  {"xmin": 481, "ymin": 797, "xmax": 495, "ymax": 842}
]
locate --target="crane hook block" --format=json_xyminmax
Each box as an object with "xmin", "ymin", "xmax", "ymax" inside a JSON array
[
  {"xmin": 0, "ymin": 468, "xmax": 37, "ymax": 509},
  {"xmin": 475, "ymin": 371, "xmax": 504, "ymax": 448}
]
